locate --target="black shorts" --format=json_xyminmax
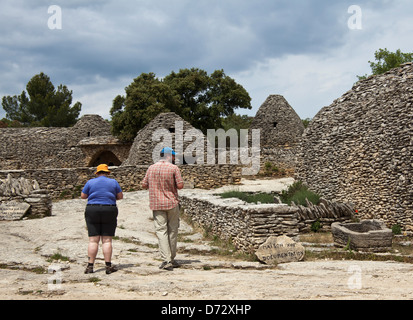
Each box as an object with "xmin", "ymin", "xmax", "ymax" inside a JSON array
[{"xmin": 84, "ymin": 205, "xmax": 118, "ymax": 237}]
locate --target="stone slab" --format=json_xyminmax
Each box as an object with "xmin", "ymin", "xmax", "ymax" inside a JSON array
[
  {"xmin": 0, "ymin": 201, "xmax": 31, "ymax": 221},
  {"xmin": 255, "ymin": 235, "xmax": 305, "ymax": 264}
]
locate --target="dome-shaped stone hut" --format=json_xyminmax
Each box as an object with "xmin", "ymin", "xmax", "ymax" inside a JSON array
[
  {"xmin": 250, "ymin": 95, "xmax": 304, "ymax": 148},
  {"xmin": 296, "ymin": 63, "xmax": 413, "ymax": 231},
  {"xmin": 122, "ymin": 112, "xmax": 204, "ymax": 166}
]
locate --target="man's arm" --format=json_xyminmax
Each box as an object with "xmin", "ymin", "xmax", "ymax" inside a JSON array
[
  {"xmin": 175, "ymin": 167, "xmax": 184, "ymax": 190},
  {"xmin": 141, "ymin": 170, "xmax": 149, "ymax": 189}
]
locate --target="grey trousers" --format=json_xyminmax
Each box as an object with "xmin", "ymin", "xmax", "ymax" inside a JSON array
[{"xmin": 152, "ymin": 206, "xmax": 180, "ymax": 262}]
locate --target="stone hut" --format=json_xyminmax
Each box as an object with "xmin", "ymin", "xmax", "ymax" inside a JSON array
[
  {"xmin": 295, "ymin": 63, "xmax": 413, "ymax": 231},
  {"xmin": 250, "ymin": 95, "xmax": 305, "ymax": 148},
  {"xmin": 250, "ymin": 95, "xmax": 305, "ymax": 171},
  {"xmin": 0, "ymin": 114, "xmax": 130, "ymax": 169},
  {"xmin": 122, "ymin": 112, "xmax": 204, "ymax": 166}
]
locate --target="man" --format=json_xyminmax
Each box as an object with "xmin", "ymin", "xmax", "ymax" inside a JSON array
[{"xmin": 141, "ymin": 147, "xmax": 184, "ymax": 270}]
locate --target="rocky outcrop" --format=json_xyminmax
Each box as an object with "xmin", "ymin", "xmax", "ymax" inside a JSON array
[{"xmin": 296, "ymin": 63, "xmax": 413, "ymax": 231}]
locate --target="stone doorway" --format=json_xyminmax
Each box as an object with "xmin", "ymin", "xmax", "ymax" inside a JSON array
[{"xmin": 89, "ymin": 151, "xmax": 122, "ymax": 167}]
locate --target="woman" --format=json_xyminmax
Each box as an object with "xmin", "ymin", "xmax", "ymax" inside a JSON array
[{"xmin": 81, "ymin": 164, "xmax": 123, "ymax": 274}]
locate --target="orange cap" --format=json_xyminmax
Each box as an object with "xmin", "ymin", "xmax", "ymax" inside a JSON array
[{"xmin": 95, "ymin": 164, "xmax": 110, "ymax": 174}]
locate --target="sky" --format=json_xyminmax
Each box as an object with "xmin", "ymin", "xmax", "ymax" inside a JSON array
[{"xmin": 1, "ymin": 0, "xmax": 412, "ymax": 122}]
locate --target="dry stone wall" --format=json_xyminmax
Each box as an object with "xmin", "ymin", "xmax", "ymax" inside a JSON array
[
  {"xmin": 0, "ymin": 165, "xmax": 242, "ymax": 199},
  {"xmin": 296, "ymin": 63, "xmax": 413, "ymax": 231},
  {"xmin": 0, "ymin": 115, "xmax": 115, "ymax": 170},
  {"xmin": 180, "ymin": 192, "xmax": 300, "ymax": 254},
  {"xmin": 180, "ymin": 191, "xmax": 353, "ymax": 254},
  {"xmin": 0, "ymin": 174, "xmax": 52, "ymax": 219}
]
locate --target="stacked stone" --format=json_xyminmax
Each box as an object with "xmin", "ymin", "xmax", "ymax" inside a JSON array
[
  {"xmin": 0, "ymin": 174, "xmax": 39, "ymax": 197},
  {"xmin": 0, "ymin": 163, "xmax": 242, "ymax": 200},
  {"xmin": 0, "ymin": 174, "xmax": 52, "ymax": 219},
  {"xmin": 292, "ymin": 198, "xmax": 354, "ymax": 232},
  {"xmin": 250, "ymin": 95, "xmax": 305, "ymax": 149},
  {"xmin": 0, "ymin": 127, "xmax": 71, "ymax": 170},
  {"xmin": 180, "ymin": 191, "xmax": 359, "ymax": 254},
  {"xmin": 0, "ymin": 115, "xmax": 114, "ymax": 170},
  {"xmin": 296, "ymin": 63, "xmax": 413, "ymax": 231},
  {"xmin": 24, "ymin": 190, "xmax": 52, "ymax": 218},
  {"xmin": 123, "ymin": 112, "xmax": 204, "ymax": 166}
]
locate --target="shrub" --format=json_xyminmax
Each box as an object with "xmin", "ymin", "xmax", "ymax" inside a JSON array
[
  {"xmin": 392, "ymin": 224, "xmax": 402, "ymax": 235},
  {"xmin": 311, "ymin": 220, "xmax": 322, "ymax": 233},
  {"xmin": 280, "ymin": 181, "xmax": 321, "ymax": 207},
  {"xmin": 220, "ymin": 191, "xmax": 275, "ymax": 204}
]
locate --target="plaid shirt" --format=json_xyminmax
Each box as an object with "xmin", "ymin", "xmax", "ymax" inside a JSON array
[{"xmin": 141, "ymin": 160, "xmax": 184, "ymax": 211}]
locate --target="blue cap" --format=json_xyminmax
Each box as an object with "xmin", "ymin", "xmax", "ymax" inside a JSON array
[{"xmin": 161, "ymin": 147, "xmax": 176, "ymax": 155}]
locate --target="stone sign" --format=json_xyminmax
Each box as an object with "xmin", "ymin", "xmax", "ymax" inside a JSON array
[
  {"xmin": 255, "ymin": 235, "xmax": 305, "ymax": 264},
  {"xmin": 0, "ymin": 201, "xmax": 30, "ymax": 221}
]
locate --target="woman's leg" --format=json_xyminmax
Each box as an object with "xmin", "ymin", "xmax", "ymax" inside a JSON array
[
  {"xmin": 101, "ymin": 236, "xmax": 113, "ymax": 263},
  {"xmin": 102, "ymin": 236, "xmax": 117, "ymax": 274},
  {"xmin": 88, "ymin": 236, "xmax": 101, "ymax": 263}
]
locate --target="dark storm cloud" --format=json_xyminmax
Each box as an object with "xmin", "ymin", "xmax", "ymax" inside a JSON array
[
  {"xmin": 1, "ymin": 0, "xmax": 412, "ymax": 119},
  {"xmin": 2, "ymin": 0, "xmax": 349, "ymax": 82}
]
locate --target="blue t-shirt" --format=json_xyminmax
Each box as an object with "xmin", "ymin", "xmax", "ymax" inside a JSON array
[{"xmin": 82, "ymin": 176, "xmax": 122, "ymax": 205}]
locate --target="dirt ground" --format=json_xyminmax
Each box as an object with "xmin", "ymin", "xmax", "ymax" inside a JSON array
[{"xmin": 1, "ymin": 179, "xmax": 413, "ymax": 301}]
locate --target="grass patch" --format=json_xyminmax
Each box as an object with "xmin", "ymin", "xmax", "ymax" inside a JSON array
[
  {"xmin": 47, "ymin": 252, "xmax": 70, "ymax": 263},
  {"xmin": 218, "ymin": 181, "xmax": 320, "ymax": 207},
  {"xmin": 280, "ymin": 181, "xmax": 320, "ymax": 207},
  {"xmin": 0, "ymin": 264, "xmax": 47, "ymax": 274},
  {"xmin": 305, "ymin": 248, "xmax": 413, "ymax": 264},
  {"xmin": 219, "ymin": 191, "xmax": 275, "ymax": 204},
  {"xmin": 88, "ymin": 277, "xmax": 101, "ymax": 283}
]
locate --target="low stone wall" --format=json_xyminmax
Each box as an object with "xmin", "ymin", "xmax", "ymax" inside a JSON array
[
  {"xmin": 0, "ymin": 175, "xmax": 52, "ymax": 219},
  {"xmin": 180, "ymin": 191, "xmax": 300, "ymax": 254},
  {"xmin": 180, "ymin": 191, "xmax": 354, "ymax": 254},
  {"xmin": 293, "ymin": 198, "xmax": 355, "ymax": 232},
  {"xmin": 0, "ymin": 165, "xmax": 242, "ymax": 199}
]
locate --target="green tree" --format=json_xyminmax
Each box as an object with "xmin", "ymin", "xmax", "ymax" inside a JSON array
[
  {"xmin": 110, "ymin": 68, "xmax": 252, "ymax": 141},
  {"xmin": 164, "ymin": 68, "xmax": 251, "ymax": 132},
  {"xmin": 1, "ymin": 72, "xmax": 81, "ymax": 127},
  {"xmin": 221, "ymin": 113, "xmax": 253, "ymax": 132},
  {"xmin": 358, "ymin": 48, "xmax": 413, "ymax": 80},
  {"xmin": 110, "ymin": 72, "xmax": 181, "ymax": 141}
]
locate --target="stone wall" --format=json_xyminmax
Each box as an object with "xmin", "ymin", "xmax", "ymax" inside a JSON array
[
  {"xmin": 295, "ymin": 63, "xmax": 413, "ymax": 231},
  {"xmin": 0, "ymin": 165, "xmax": 242, "ymax": 200},
  {"xmin": 0, "ymin": 175, "xmax": 52, "ymax": 219},
  {"xmin": 180, "ymin": 192, "xmax": 300, "ymax": 254},
  {"xmin": 0, "ymin": 115, "xmax": 123, "ymax": 170},
  {"xmin": 180, "ymin": 191, "xmax": 353, "ymax": 254}
]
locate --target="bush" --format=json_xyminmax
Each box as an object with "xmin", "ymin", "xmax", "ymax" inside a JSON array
[
  {"xmin": 220, "ymin": 191, "xmax": 275, "ymax": 204},
  {"xmin": 392, "ymin": 224, "xmax": 402, "ymax": 235},
  {"xmin": 311, "ymin": 220, "xmax": 322, "ymax": 233},
  {"xmin": 280, "ymin": 181, "xmax": 321, "ymax": 207}
]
